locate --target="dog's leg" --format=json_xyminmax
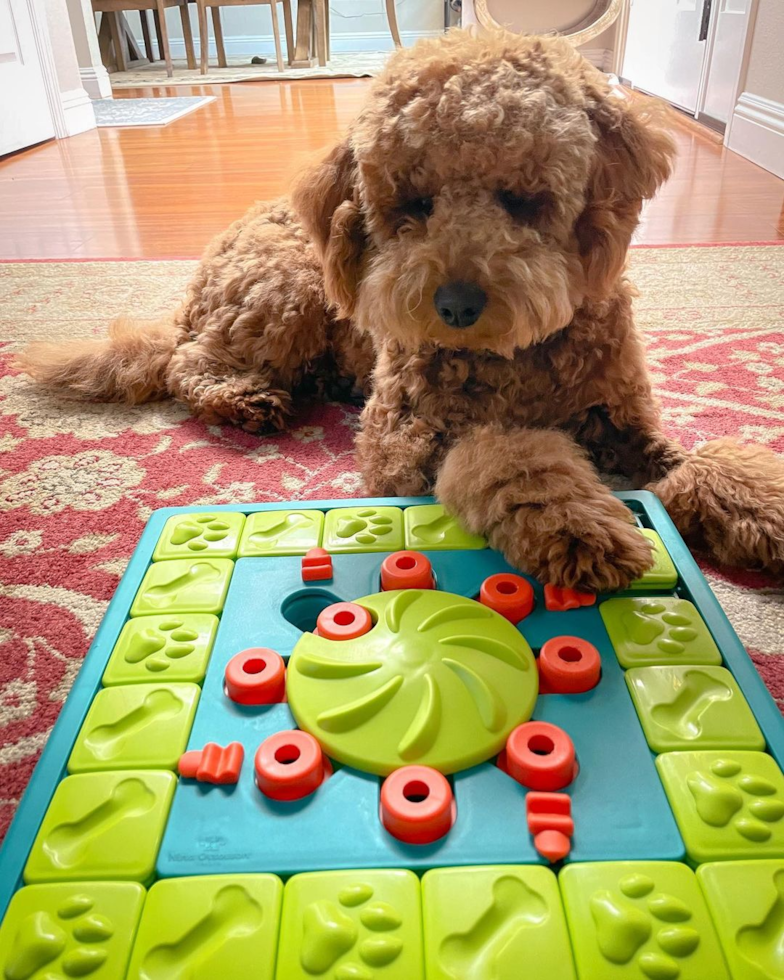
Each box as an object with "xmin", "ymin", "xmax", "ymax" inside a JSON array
[
  {"xmin": 436, "ymin": 424, "xmax": 654, "ymax": 591},
  {"xmin": 355, "ymin": 397, "xmax": 445, "ymax": 496},
  {"xmin": 166, "ymin": 353, "xmax": 293, "ymax": 433}
]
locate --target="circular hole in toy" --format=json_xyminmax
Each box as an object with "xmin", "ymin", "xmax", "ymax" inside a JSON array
[
  {"xmin": 334, "ymin": 610, "xmax": 355, "ymax": 627},
  {"xmin": 397, "ymin": 556, "xmax": 416, "ymax": 570},
  {"xmin": 274, "ymin": 744, "xmax": 301, "ymax": 765},
  {"xmin": 529, "ymin": 735, "xmax": 555, "ymax": 756},
  {"xmin": 243, "ymin": 658, "xmax": 266, "ymax": 674},
  {"xmin": 558, "ymin": 646, "xmax": 582, "ymax": 663},
  {"xmin": 497, "ymin": 580, "xmax": 517, "ymax": 595},
  {"xmin": 403, "ymin": 780, "xmax": 430, "ymax": 803}
]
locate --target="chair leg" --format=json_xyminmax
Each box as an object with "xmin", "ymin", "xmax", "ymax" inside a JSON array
[
  {"xmin": 140, "ymin": 10, "xmax": 155, "ymax": 61},
  {"xmin": 155, "ymin": 0, "xmax": 173, "ymax": 75},
  {"xmin": 108, "ymin": 12, "xmax": 127, "ymax": 71},
  {"xmin": 179, "ymin": 3, "xmax": 196, "ymax": 69},
  {"xmin": 211, "ymin": 7, "xmax": 227, "ymax": 67},
  {"xmin": 324, "ymin": 0, "xmax": 330, "ymax": 60},
  {"xmin": 153, "ymin": 9, "xmax": 165, "ymax": 61},
  {"xmin": 385, "ymin": 0, "xmax": 402, "ymax": 47},
  {"xmin": 282, "ymin": 0, "xmax": 294, "ymax": 66},
  {"xmin": 197, "ymin": 0, "xmax": 209, "ymax": 73},
  {"xmin": 269, "ymin": 0, "xmax": 284, "ymax": 72},
  {"xmin": 313, "ymin": 0, "xmax": 327, "ymax": 67}
]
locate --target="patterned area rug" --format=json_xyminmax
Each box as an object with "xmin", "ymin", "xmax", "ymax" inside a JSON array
[
  {"xmin": 109, "ymin": 52, "xmax": 390, "ymax": 89},
  {"xmin": 1, "ymin": 244, "xmax": 783, "ymax": 839},
  {"xmin": 93, "ymin": 96, "xmax": 215, "ymax": 127}
]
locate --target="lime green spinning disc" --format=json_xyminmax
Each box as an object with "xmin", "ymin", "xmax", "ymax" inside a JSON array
[{"xmin": 287, "ymin": 590, "xmax": 538, "ymax": 775}]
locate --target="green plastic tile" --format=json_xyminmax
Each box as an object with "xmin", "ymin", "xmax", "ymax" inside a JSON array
[
  {"xmin": 697, "ymin": 860, "xmax": 784, "ymax": 980},
  {"xmin": 102, "ymin": 613, "xmax": 219, "ymax": 685},
  {"xmin": 287, "ymin": 589, "xmax": 537, "ymax": 775},
  {"xmin": 130, "ymin": 558, "xmax": 233, "ymax": 616},
  {"xmin": 404, "ymin": 504, "xmax": 486, "ymax": 551},
  {"xmin": 277, "ymin": 869, "xmax": 423, "ymax": 979},
  {"xmin": 322, "ymin": 506, "xmax": 404, "ymax": 554},
  {"xmin": 0, "ymin": 881, "xmax": 145, "ymax": 980},
  {"xmin": 422, "ymin": 865, "xmax": 575, "ymax": 979},
  {"xmin": 626, "ymin": 665, "xmax": 765, "ymax": 752},
  {"xmin": 600, "ymin": 597, "xmax": 722, "ymax": 668},
  {"xmin": 238, "ymin": 510, "xmax": 324, "ymax": 557},
  {"xmin": 153, "ymin": 512, "xmax": 245, "ymax": 560},
  {"xmin": 68, "ymin": 683, "xmax": 200, "ymax": 773},
  {"xmin": 560, "ymin": 861, "xmax": 729, "ymax": 979},
  {"xmin": 629, "ymin": 529, "xmax": 678, "ymax": 590},
  {"xmin": 656, "ymin": 750, "xmax": 784, "ymax": 864},
  {"xmin": 24, "ymin": 771, "xmax": 176, "ymax": 884},
  {"xmin": 126, "ymin": 874, "xmax": 283, "ymax": 980}
]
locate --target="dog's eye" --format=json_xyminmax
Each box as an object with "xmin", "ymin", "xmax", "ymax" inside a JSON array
[
  {"xmin": 399, "ymin": 197, "xmax": 434, "ymax": 220},
  {"xmin": 497, "ymin": 190, "xmax": 550, "ymax": 224}
]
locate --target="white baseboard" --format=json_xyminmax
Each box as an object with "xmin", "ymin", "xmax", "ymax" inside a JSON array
[
  {"xmin": 138, "ymin": 29, "xmax": 443, "ymax": 60},
  {"xmin": 80, "ymin": 65, "xmax": 113, "ymax": 101},
  {"xmin": 59, "ymin": 87, "xmax": 97, "ymax": 137},
  {"xmin": 727, "ymin": 91, "xmax": 784, "ymax": 180}
]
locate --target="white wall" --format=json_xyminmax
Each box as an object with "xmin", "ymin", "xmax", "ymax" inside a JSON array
[
  {"xmin": 130, "ymin": 0, "xmax": 445, "ymax": 59},
  {"xmin": 727, "ymin": 0, "xmax": 784, "ymax": 178}
]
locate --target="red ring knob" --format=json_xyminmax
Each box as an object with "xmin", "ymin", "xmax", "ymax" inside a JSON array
[
  {"xmin": 539, "ymin": 636, "xmax": 601, "ymax": 694},
  {"xmin": 380, "ymin": 765, "xmax": 455, "ymax": 844},
  {"xmin": 503, "ymin": 721, "xmax": 577, "ymax": 791},
  {"xmin": 316, "ymin": 602, "xmax": 373, "ymax": 641},
  {"xmin": 224, "ymin": 648, "xmax": 285, "ymax": 705},
  {"xmin": 254, "ymin": 730, "xmax": 329, "ymax": 801},
  {"xmin": 479, "ymin": 573, "xmax": 534, "ymax": 623},
  {"xmin": 380, "ymin": 551, "xmax": 434, "ymax": 591}
]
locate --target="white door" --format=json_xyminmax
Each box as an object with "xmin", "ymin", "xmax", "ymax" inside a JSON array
[
  {"xmin": 622, "ymin": 0, "xmax": 709, "ymax": 113},
  {"xmin": 0, "ymin": 0, "xmax": 55, "ymax": 156},
  {"xmin": 701, "ymin": 0, "xmax": 750, "ymax": 124}
]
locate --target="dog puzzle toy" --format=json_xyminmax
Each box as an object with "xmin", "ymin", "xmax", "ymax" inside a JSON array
[{"xmin": 1, "ymin": 493, "xmax": 782, "ymax": 980}]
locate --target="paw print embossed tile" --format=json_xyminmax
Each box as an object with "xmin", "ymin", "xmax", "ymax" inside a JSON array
[
  {"xmin": 600, "ymin": 597, "xmax": 722, "ymax": 668},
  {"xmin": 560, "ymin": 861, "xmax": 729, "ymax": 979},
  {"xmin": 657, "ymin": 751, "xmax": 784, "ymax": 863},
  {"xmin": 277, "ymin": 869, "xmax": 423, "ymax": 979},
  {"xmin": 0, "ymin": 882, "xmax": 145, "ymax": 979},
  {"xmin": 102, "ymin": 614, "xmax": 218, "ymax": 685},
  {"xmin": 322, "ymin": 507, "xmax": 404, "ymax": 553},
  {"xmin": 153, "ymin": 512, "xmax": 245, "ymax": 560}
]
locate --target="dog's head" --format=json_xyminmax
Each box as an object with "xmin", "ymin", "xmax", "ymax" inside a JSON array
[{"xmin": 293, "ymin": 31, "xmax": 674, "ymax": 357}]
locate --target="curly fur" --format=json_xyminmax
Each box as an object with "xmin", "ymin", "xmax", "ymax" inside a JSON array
[{"xmin": 18, "ymin": 30, "xmax": 784, "ymax": 586}]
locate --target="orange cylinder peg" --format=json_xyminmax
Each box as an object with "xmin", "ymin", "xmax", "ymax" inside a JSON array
[
  {"xmin": 316, "ymin": 602, "xmax": 373, "ymax": 641},
  {"xmin": 380, "ymin": 551, "xmax": 434, "ymax": 591},
  {"xmin": 254, "ymin": 730, "xmax": 329, "ymax": 801},
  {"xmin": 224, "ymin": 648, "xmax": 286, "ymax": 705},
  {"xmin": 538, "ymin": 636, "xmax": 601, "ymax": 694},
  {"xmin": 479, "ymin": 573, "xmax": 534, "ymax": 623},
  {"xmin": 380, "ymin": 766, "xmax": 455, "ymax": 844},
  {"xmin": 504, "ymin": 721, "xmax": 577, "ymax": 792}
]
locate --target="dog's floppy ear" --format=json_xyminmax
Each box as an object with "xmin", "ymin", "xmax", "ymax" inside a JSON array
[
  {"xmin": 577, "ymin": 94, "xmax": 675, "ymax": 298},
  {"xmin": 292, "ymin": 139, "xmax": 365, "ymax": 318}
]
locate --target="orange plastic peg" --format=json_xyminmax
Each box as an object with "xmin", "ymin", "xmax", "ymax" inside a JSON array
[
  {"xmin": 538, "ymin": 637, "xmax": 601, "ymax": 694},
  {"xmin": 254, "ymin": 730, "xmax": 330, "ymax": 801},
  {"xmin": 316, "ymin": 602, "xmax": 373, "ymax": 641},
  {"xmin": 480, "ymin": 574, "xmax": 534, "ymax": 623},
  {"xmin": 381, "ymin": 551, "xmax": 434, "ymax": 591},
  {"xmin": 526, "ymin": 791, "xmax": 573, "ymax": 862},
  {"xmin": 380, "ymin": 766, "xmax": 455, "ymax": 844},
  {"xmin": 178, "ymin": 742, "xmax": 244, "ymax": 784},
  {"xmin": 302, "ymin": 548, "xmax": 333, "ymax": 582},
  {"xmin": 224, "ymin": 648, "xmax": 286, "ymax": 705},
  {"xmin": 543, "ymin": 584, "xmax": 595, "ymax": 612},
  {"xmin": 503, "ymin": 721, "xmax": 577, "ymax": 792}
]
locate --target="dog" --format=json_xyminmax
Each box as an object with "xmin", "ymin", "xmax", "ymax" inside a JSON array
[{"xmin": 18, "ymin": 30, "xmax": 784, "ymax": 591}]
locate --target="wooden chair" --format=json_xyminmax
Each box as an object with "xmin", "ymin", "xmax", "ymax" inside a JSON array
[
  {"xmin": 195, "ymin": 0, "xmax": 294, "ymax": 73},
  {"xmin": 94, "ymin": 0, "xmax": 197, "ymax": 77}
]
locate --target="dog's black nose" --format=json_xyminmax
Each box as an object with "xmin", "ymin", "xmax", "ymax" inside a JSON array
[{"xmin": 434, "ymin": 281, "xmax": 487, "ymax": 328}]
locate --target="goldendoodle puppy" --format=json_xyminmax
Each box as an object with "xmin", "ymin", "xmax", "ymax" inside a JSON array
[{"xmin": 19, "ymin": 31, "xmax": 784, "ymax": 590}]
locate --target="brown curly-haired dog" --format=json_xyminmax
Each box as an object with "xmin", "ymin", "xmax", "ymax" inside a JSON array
[{"xmin": 19, "ymin": 31, "xmax": 784, "ymax": 590}]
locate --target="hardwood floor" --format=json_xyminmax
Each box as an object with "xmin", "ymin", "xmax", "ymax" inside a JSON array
[{"xmin": 0, "ymin": 78, "xmax": 782, "ymax": 260}]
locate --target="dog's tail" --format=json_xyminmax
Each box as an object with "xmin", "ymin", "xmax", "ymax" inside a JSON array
[{"xmin": 16, "ymin": 316, "xmax": 181, "ymax": 404}]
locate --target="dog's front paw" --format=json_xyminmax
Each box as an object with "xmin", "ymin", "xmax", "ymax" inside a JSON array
[
  {"xmin": 503, "ymin": 515, "xmax": 655, "ymax": 593},
  {"xmin": 199, "ymin": 382, "xmax": 292, "ymax": 433}
]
